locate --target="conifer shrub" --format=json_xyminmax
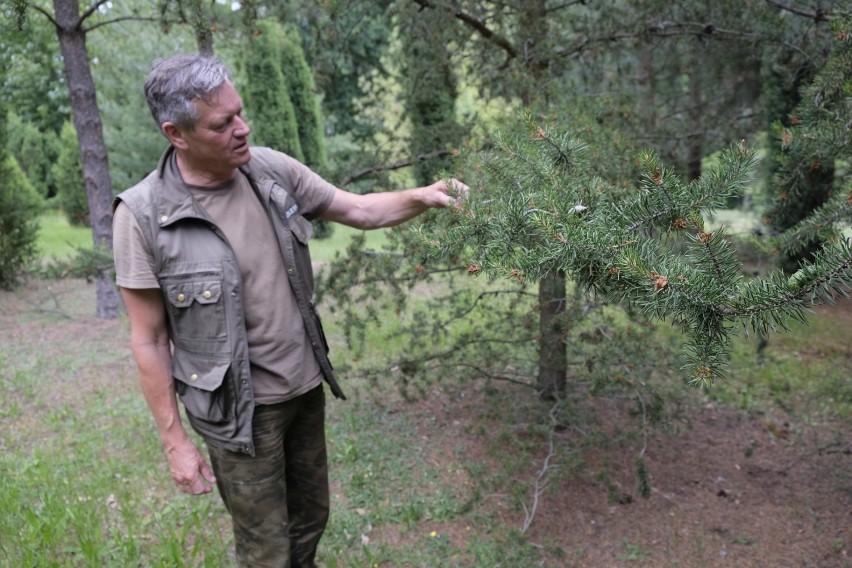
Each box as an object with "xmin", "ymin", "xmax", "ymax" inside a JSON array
[
  {"xmin": 5, "ymin": 112, "xmax": 60, "ymax": 199},
  {"xmin": 279, "ymin": 25, "xmax": 327, "ymax": 171},
  {"xmin": 244, "ymin": 20, "xmax": 303, "ymax": 161},
  {"xmin": 0, "ymin": 155, "xmax": 43, "ymax": 289},
  {"xmin": 52, "ymin": 121, "xmax": 88, "ymax": 227}
]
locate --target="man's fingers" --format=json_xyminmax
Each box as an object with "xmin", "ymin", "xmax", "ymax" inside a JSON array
[
  {"xmin": 200, "ymin": 461, "xmax": 217, "ymax": 484},
  {"xmin": 174, "ymin": 464, "xmax": 216, "ymax": 495},
  {"xmin": 448, "ymin": 178, "xmax": 470, "ymax": 198},
  {"xmin": 178, "ymin": 478, "xmax": 214, "ymax": 495}
]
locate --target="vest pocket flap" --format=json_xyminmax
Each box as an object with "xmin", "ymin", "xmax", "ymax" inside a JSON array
[
  {"xmin": 166, "ymin": 282, "xmax": 194, "ymax": 308},
  {"xmin": 172, "ymin": 351, "xmax": 229, "ymax": 392},
  {"xmin": 166, "ymin": 281, "xmax": 222, "ymax": 307},
  {"xmin": 193, "ymin": 281, "xmax": 222, "ymax": 305},
  {"xmin": 289, "ymin": 215, "xmax": 313, "ymax": 244}
]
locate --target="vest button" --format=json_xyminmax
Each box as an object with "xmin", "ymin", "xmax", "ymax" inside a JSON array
[
  {"xmin": 287, "ymin": 268, "xmax": 294, "ymax": 275},
  {"xmin": 202, "ymin": 290, "xmax": 212, "ymax": 299},
  {"xmin": 160, "ymin": 215, "xmax": 168, "ymax": 222},
  {"xmin": 177, "ymin": 293, "xmax": 186, "ymax": 302},
  {"xmin": 190, "ymin": 373, "xmax": 198, "ymax": 381}
]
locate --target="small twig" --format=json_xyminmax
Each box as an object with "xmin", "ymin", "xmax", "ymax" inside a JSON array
[
  {"xmin": 632, "ymin": 379, "xmax": 649, "ymax": 459},
  {"xmin": 521, "ymin": 402, "xmax": 562, "ymax": 534},
  {"xmin": 782, "ymin": 441, "xmax": 852, "ymax": 472},
  {"xmin": 26, "ymin": 287, "xmax": 74, "ymax": 321}
]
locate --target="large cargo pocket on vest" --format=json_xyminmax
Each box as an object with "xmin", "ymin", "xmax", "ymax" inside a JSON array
[
  {"xmin": 163, "ymin": 277, "xmax": 227, "ymax": 351},
  {"xmin": 172, "ymin": 350, "xmax": 232, "ymax": 424}
]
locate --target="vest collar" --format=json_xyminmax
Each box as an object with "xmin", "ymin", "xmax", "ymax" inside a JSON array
[{"xmin": 154, "ymin": 146, "xmax": 215, "ymax": 228}]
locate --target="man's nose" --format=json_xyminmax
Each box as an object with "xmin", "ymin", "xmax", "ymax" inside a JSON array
[{"xmin": 235, "ymin": 115, "xmax": 251, "ymax": 137}]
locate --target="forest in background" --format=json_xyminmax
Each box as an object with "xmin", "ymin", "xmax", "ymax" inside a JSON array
[
  {"xmin": 2, "ymin": 0, "xmax": 850, "ymax": 404},
  {"xmin": 0, "ymin": 1, "xmax": 851, "ymax": 565}
]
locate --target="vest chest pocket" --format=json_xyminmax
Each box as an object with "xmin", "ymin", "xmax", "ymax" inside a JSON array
[{"xmin": 163, "ymin": 278, "xmax": 227, "ymax": 350}]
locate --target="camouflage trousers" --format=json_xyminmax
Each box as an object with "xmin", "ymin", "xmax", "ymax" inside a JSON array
[{"xmin": 207, "ymin": 385, "xmax": 329, "ymax": 568}]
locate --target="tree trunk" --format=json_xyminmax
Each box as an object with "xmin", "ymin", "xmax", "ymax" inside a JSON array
[
  {"xmin": 53, "ymin": 0, "xmax": 121, "ymax": 319},
  {"xmin": 518, "ymin": 0, "xmax": 567, "ymax": 397},
  {"xmin": 188, "ymin": 0, "xmax": 214, "ymax": 55},
  {"xmin": 537, "ymin": 270, "xmax": 567, "ymax": 398},
  {"xmin": 686, "ymin": 67, "xmax": 704, "ymax": 182}
]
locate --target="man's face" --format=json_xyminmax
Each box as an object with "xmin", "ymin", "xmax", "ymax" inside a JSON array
[{"xmin": 174, "ymin": 81, "xmax": 252, "ymax": 178}]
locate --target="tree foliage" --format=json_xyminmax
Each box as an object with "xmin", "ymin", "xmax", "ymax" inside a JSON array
[
  {"xmin": 53, "ymin": 120, "xmax": 88, "ymax": 227},
  {"xmin": 280, "ymin": 0, "xmax": 394, "ymax": 141},
  {"xmin": 0, "ymin": 153, "xmax": 43, "ymax": 289},
  {"xmin": 5, "ymin": 111, "xmax": 60, "ymax": 199},
  {"xmin": 0, "ymin": 5, "xmax": 70, "ymax": 133},
  {"xmin": 244, "ymin": 19, "xmax": 303, "ymax": 160},
  {"xmin": 0, "ymin": 25, "xmax": 40, "ymax": 289},
  {"xmin": 763, "ymin": 15, "xmax": 852, "ymax": 272},
  {"xmin": 416, "ymin": 114, "xmax": 851, "ymax": 386},
  {"xmin": 318, "ymin": 2, "xmax": 850, "ymax": 402},
  {"xmin": 398, "ymin": 3, "xmax": 463, "ymax": 185},
  {"xmin": 277, "ymin": 23, "xmax": 327, "ymax": 170}
]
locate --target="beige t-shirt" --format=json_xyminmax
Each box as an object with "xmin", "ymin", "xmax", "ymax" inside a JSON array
[{"xmin": 113, "ymin": 152, "xmax": 336, "ymax": 404}]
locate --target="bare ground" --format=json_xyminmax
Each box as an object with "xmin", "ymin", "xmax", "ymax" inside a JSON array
[
  {"xmin": 361, "ymin": 298, "xmax": 852, "ymax": 567},
  {"xmin": 400, "ymin": 390, "xmax": 851, "ymax": 567}
]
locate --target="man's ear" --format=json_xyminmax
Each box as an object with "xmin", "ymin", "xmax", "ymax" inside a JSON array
[{"xmin": 162, "ymin": 122, "xmax": 189, "ymax": 149}]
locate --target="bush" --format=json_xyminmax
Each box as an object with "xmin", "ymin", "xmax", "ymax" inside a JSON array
[
  {"xmin": 5, "ymin": 111, "xmax": 60, "ymax": 199},
  {"xmin": 0, "ymin": 155, "xmax": 43, "ymax": 289},
  {"xmin": 52, "ymin": 121, "xmax": 88, "ymax": 227}
]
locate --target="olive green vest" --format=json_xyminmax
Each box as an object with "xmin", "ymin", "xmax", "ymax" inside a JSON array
[{"xmin": 114, "ymin": 147, "xmax": 344, "ymax": 456}]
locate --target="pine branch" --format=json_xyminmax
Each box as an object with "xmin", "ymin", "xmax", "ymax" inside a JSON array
[
  {"xmin": 768, "ymin": 191, "xmax": 852, "ymax": 256},
  {"xmin": 416, "ymin": 113, "xmax": 851, "ymax": 385}
]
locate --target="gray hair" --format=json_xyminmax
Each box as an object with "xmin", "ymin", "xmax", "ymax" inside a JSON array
[{"xmin": 144, "ymin": 54, "xmax": 232, "ymax": 132}]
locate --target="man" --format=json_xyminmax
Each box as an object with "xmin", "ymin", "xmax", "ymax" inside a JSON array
[{"xmin": 113, "ymin": 54, "xmax": 465, "ymax": 567}]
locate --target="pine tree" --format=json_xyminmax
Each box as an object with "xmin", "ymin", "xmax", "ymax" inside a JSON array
[
  {"xmin": 244, "ymin": 19, "xmax": 303, "ymax": 161},
  {"xmin": 416, "ymin": 111, "xmax": 851, "ymax": 386},
  {"xmin": 0, "ymin": 90, "xmax": 43, "ymax": 289},
  {"xmin": 5, "ymin": 112, "xmax": 59, "ymax": 199},
  {"xmin": 763, "ymin": 16, "xmax": 852, "ymax": 273},
  {"xmin": 278, "ymin": 24, "xmax": 327, "ymax": 171},
  {"xmin": 53, "ymin": 121, "xmax": 88, "ymax": 227},
  {"xmin": 399, "ymin": 3, "xmax": 462, "ymax": 186}
]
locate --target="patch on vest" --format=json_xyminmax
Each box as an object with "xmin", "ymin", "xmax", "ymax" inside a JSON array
[{"xmin": 285, "ymin": 204, "xmax": 299, "ymax": 219}]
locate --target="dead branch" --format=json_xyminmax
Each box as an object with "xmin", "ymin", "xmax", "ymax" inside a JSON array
[
  {"xmin": 764, "ymin": 0, "xmax": 833, "ymax": 22},
  {"xmin": 521, "ymin": 402, "xmax": 562, "ymax": 534},
  {"xmin": 339, "ymin": 149, "xmax": 454, "ymax": 187},
  {"xmin": 410, "ymin": 0, "xmax": 518, "ymax": 61}
]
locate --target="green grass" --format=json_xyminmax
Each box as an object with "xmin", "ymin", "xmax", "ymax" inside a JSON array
[
  {"xmin": 310, "ymin": 224, "xmax": 390, "ymax": 263},
  {"xmin": 704, "ymin": 314, "xmax": 852, "ymax": 421},
  {"xmin": 36, "ymin": 210, "xmax": 93, "ymax": 260},
  {"xmin": 34, "ymin": 210, "xmax": 387, "ymax": 264},
  {"xmin": 0, "ymin": 286, "xmax": 234, "ymax": 566}
]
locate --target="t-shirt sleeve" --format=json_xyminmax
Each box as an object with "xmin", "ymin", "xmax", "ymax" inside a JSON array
[
  {"xmin": 252, "ymin": 148, "xmax": 337, "ymax": 219},
  {"xmin": 113, "ymin": 202, "xmax": 160, "ymax": 289},
  {"xmin": 301, "ymin": 171, "xmax": 337, "ymax": 219}
]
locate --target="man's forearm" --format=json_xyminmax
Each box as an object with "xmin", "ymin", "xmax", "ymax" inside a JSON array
[
  {"xmin": 345, "ymin": 188, "xmax": 430, "ymax": 229},
  {"xmin": 132, "ymin": 341, "xmax": 189, "ymax": 448},
  {"xmin": 322, "ymin": 179, "xmax": 459, "ymax": 230}
]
